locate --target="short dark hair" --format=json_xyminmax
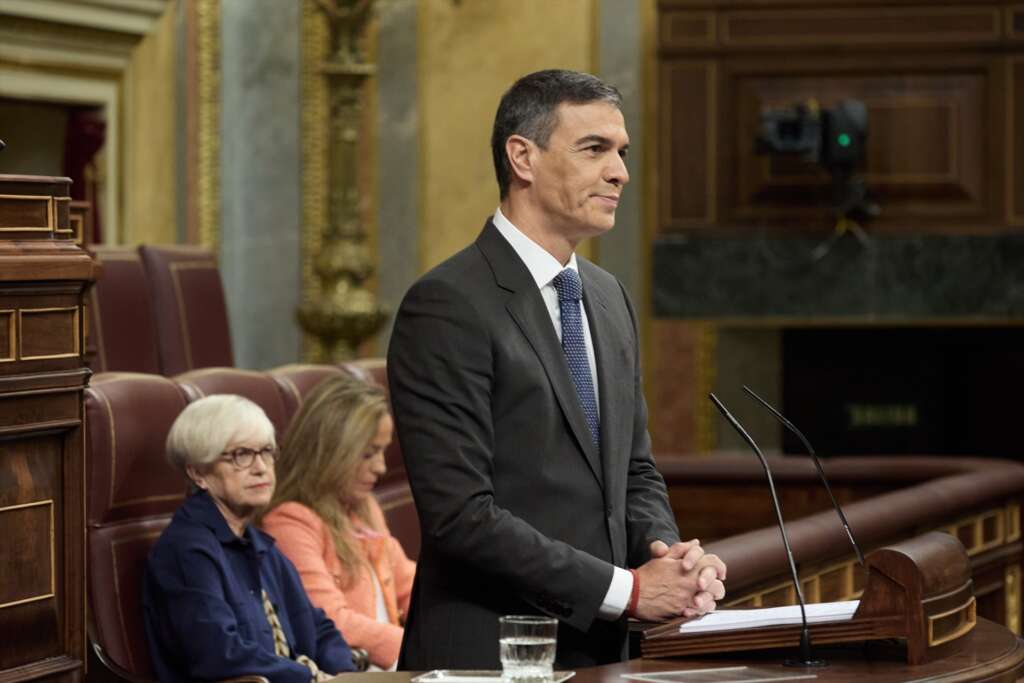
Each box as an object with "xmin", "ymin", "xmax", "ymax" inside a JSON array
[{"xmin": 491, "ymin": 69, "xmax": 622, "ymax": 199}]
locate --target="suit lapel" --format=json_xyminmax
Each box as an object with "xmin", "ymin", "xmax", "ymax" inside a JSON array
[
  {"xmin": 579, "ymin": 259, "xmax": 632, "ymax": 503},
  {"xmin": 476, "ymin": 222, "xmax": 604, "ymax": 488}
]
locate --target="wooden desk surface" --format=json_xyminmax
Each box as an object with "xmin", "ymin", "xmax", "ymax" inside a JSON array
[{"xmin": 334, "ymin": 619, "xmax": 1024, "ymax": 683}]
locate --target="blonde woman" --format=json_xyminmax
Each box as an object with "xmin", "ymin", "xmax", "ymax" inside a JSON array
[{"xmin": 261, "ymin": 376, "xmax": 415, "ymax": 671}]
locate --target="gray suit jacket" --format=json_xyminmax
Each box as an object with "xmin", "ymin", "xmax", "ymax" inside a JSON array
[{"xmin": 387, "ymin": 220, "xmax": 679, "ymax": 669}]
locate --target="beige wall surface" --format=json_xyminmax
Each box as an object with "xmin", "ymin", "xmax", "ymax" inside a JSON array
[
  {"xmin": 123, "ymin": 0, "xmax": 178, "ymax": 245},
  {"xmin": 417, "ymin": 0, "xmax": 596, "ymax": 272}
]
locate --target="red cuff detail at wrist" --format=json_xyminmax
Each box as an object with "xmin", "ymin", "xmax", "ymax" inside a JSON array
[{"xmin": 627, "ymin": 568, "xmax": 640, "ymax": 617}]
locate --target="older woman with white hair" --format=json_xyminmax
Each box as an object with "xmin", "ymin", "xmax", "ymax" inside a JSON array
[{"xmin": 143, "ymin": 394, "xmax": 356, "ymax": 683}]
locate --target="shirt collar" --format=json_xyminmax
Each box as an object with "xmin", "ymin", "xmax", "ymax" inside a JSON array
[
  {"xmin": 181, "ymin": 490, "xmax": 271, "ymax": 555},
  {"xmin": 493, "ymin": 207, "xmax": 579, "ymax": 290}
]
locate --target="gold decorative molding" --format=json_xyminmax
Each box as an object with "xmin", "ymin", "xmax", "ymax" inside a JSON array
[
  {"xmin": 0, "ymin": 309, "xmax": 15, "ymax": 363},
  {"xmin": 18, "ymin": 306, "xmax": 81, "ymax": 360},
  {"xmin": 0, "ymin": 0, "xmax": 169, "ymax": 36},
  {"xmin": 928, "ymin": 597, "xmax": 976, "ymax": 647},
  {"xmin": 301, "ymin": 0, "xmax": 331, "ymax": 359},
  {"xmin": 195, "ymin": 0, "xmax": 220, "ymax": 251},
  {"xmin": 297, "ymin": 0, "xmax": 387, "ymax": 362},
  {"xmin": 1006, "ymin": 564, "xmax": 1021, "ymax": 634},
  {"xmin": 0, "ymin": 194, "xmax": 53, "ymax": 232},
  {"xmin": 0, "ymin": 499, "xmax": 56, "ymax": 610},
  {"xmin": 726, "ymin": 503, "xmax": 1018, "ymax": 609}
]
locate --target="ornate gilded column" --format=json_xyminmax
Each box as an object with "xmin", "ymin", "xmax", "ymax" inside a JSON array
[{"xmin": 298, "ymin": 0, "xmax": 387, "ymax": 361}]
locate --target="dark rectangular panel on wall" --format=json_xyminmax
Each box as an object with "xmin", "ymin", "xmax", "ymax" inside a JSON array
[
  {"xmin": 1011, "ymin": 57, "xmax": 1024, "ymax": 223},
  {"xmin": 726, "ymin": 58, "xmax": 995, "ymax": 230},
  {"xmin": 659, "ymin": 61, "xmax": 715, "ymax": 228},
  {"xmin": 656, "ymin": 0, "xmax": 1015, "ymax": 235},
  {"xmin": 0, "ymin": 174, "xmax": 94, "ymax": 683},
  {"xmin": 782, "ymin": 326, "xmax": 1024, "ymax": 458}
]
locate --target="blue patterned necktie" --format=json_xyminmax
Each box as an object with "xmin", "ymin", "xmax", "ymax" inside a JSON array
[{"xmin": 552, "ymin": 268, "xmax": 600, "ymax": 449}]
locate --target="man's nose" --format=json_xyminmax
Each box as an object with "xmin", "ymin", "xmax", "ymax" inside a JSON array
[{"xmin": 606, "ymin": 153, "xmax": 629, "ymax": 186}]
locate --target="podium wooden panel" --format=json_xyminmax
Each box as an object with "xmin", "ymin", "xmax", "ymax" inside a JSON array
[{"xmin": 0, "ymin": 174, "xmax": 95, "ymax": 682}]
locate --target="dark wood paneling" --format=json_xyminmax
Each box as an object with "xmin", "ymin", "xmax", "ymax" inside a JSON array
[
  {"xmin": 722, "ymin": 7, "xmax": 1000, "ymax": 48},
  {"xmin": 729, "ymin": 59, "xmax": 994, "ymax": 230},
  {"xmin": 659, "ymin": 62, "xmax": 716, "ymax": 228},
  {"xmin": 657, "ymin": 2, "xmax": 1015, "ymax": 234},
  {"xmin": 0, "ymin": 174, "xmax": 92, "ymax": 682}
]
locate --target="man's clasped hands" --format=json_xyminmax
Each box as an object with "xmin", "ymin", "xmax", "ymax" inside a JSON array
[{"xmin": 633, "ymin": 539, "xmax": 727, "ymax": 622}]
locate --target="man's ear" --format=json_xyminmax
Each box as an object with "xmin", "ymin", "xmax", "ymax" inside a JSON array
[
  {"xmin": 505, "ymin": 135, "xmax": 536, "ymax": 187},
  {"xmin": 185, "ymin": 463, "xmax": 207, "ymax": 491}
]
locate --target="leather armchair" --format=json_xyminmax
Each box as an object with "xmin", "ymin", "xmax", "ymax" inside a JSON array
[
  {"xmin": 138, "ymin": 245, "xmax": 233, "ymax": 376},
  {"xmin": 86, "ymin": 247, "xmax": 162, "ymax": 374}
]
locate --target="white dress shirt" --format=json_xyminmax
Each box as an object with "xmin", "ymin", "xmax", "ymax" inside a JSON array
[{"xmin": 492, "ymin": 207, "xmax": 632, "ymax": 620}]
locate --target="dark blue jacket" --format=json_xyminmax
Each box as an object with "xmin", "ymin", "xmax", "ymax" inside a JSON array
[{"xmin": 143, "ymin": 491, "xmax": 355, "ymax": 682}]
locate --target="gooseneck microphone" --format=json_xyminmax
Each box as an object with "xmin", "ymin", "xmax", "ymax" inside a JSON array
[
  {"xmin": 742, "ymin": 385, "xmax": 865, "ymax": 568},
  {"xmin": 709, "ymin": 393, "xmax": 825, "ymax": 668}
]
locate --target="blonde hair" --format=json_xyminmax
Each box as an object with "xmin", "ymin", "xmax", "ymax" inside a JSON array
[
  {"xmin": 167, "ymin": 394, "xmax": 276, "ymax": 477},
  {"xmin": 267, "ymin": 375, "xmax": 389, "ymax": 582}
]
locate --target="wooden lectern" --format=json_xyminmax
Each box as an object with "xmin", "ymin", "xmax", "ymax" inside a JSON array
[
  {"xmin": 0, "ymin": 175, "xmax": 95, "ymax": 681},
  {"xmin": 643, "ymin": 532, "xmax": 978, "ymax": 665}
]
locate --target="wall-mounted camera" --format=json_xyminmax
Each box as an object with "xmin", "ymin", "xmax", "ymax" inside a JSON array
[{"xmin": 756, "ymin": 99, "xmax": 879, "ymax": 226}]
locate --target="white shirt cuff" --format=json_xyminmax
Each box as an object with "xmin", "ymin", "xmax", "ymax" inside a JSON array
[{"xmin": 597, "ymin": 566, "xmax": 633, "ymax": 620}]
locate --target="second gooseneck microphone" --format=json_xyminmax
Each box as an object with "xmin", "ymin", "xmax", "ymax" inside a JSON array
[
  {"xmin": 709, "ymin": 392, "xmax": 825, "ymax": 668},
  {"xmin": 742, "ymin": 385, "xmax": 865, "ymax": 569}
]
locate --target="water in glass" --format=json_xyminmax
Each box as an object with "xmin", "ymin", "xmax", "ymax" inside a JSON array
[{"xmin": 499, "ymin": 615, "xmax": 557, "ymax": 681}]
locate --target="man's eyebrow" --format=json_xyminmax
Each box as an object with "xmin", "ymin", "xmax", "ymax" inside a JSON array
[{"xmin": 573, "ymin": 134, "xmax": 630, "ymax": 150}]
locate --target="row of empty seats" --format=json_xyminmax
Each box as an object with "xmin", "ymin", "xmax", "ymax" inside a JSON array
[
  {"xmin": 87, "ymin": 244, "xmax": 233, "ymax": 375},
  {"xmin": 84, "ymin": 359, "xmax": 417, "ymax": 682}
]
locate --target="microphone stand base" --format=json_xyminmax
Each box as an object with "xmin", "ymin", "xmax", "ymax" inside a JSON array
[{"xmin": 784, "ymin": 658, "xmax": 827, "ymax": 668}]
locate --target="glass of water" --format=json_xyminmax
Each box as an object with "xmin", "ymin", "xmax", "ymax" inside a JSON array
[{"xmin": 499, "ymin": 615, "xmax": 557, "ymax": 681}]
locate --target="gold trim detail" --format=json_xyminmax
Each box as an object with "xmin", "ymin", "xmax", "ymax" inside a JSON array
[
  {"xmin": 67, "ymin": 214, "xmax": 84, "ymax": 243},
  {"xmin": 0, "ymin": 309, "xmax": 15, "ymax": 363},
  {"xmin": 927, "ymin": 596, "xmax": 976, "ymax": 647},
  {"xmin": 301, "ymin": 0, "xmax": 330, "ymax": 360},
  {"xmin": 1008, "ymin": 502, "xmax": 1021, "ymax": 542},
  {"xmin": 53, "ymin": 196, "xmax": 72, "ymax": 235},
  {"xmin": 0, "ymin": 194, "xmax": 54, "ymax": 232},
  {"xmin": 1007, "ymin": 564, "xmax": 1021, "ymax": 635},
  {"xmin": 725, "ymin": 505, "xmax": 1012, "ymax": 609},
  {"xmin": 0, "ymin": 499, "xmax": 56, "ymax": 610},
  {"xmin": 18, "ymin": 306, "xmax": 81, "ymax": 360},
  {"xmin": 197, "ymin": 0, "xmax": 221, "ymax": 251}
]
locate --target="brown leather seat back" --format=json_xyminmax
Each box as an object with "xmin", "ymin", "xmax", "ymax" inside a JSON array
[
  {"xmin": 175, "ymin": 368, "xmax": 291, "ymax": 439},
  {"xmin": 345, "ymin": 358, "xmax": 406, "ymax": 487},
  {"xmin": 85, "ymin": 373, "xmax": 191, "ymax": 679},
  {"xmin": 86, "ymin": 373, "xmax": 189, "ymax": 526},
  {"xmin": 139, "ymin": 245, "xmax": 233, "ymax": 376},
  {"xmin": 269, "ymin": 363, "xmax": 353, "ymax": 425},
  {"xmin": 87, "ymin": 247, "xmax": 161, "ymax": 374},
  {"xmin": 376, "ymin": 481, "xmax": 421, "ymax": 562}
]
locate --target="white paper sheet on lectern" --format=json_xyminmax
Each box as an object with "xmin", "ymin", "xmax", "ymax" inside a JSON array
[{"xmin": 677, "ymin": 600, "xmax": 860, "ymax": 634}]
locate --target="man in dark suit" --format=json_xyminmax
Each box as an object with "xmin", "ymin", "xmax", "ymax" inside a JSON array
[{"xmin": 387, "ymin": 69, "xmax": 726, "ymax": 670}]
